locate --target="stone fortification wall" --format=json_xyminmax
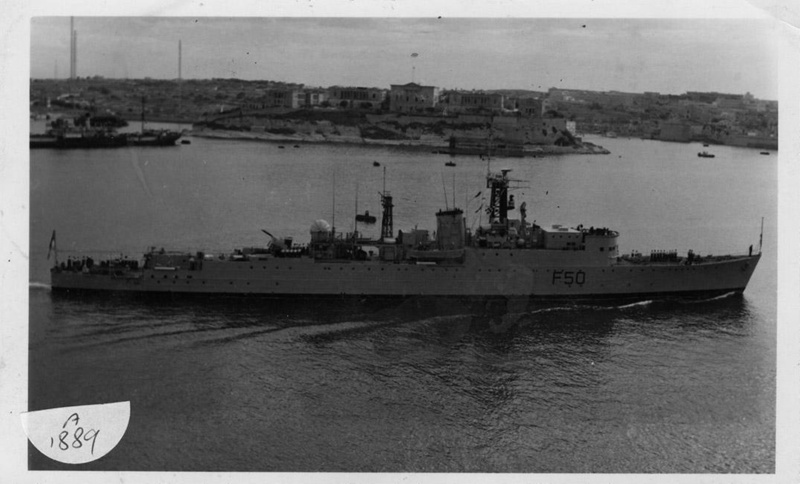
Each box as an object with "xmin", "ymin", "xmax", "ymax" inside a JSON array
[
  {"xmin": 362, "ymin": 113, "xmax": 568, "ymax": 144},
  {"xmin": 201, "ymin": 109, "xmax": 578, "ymax": 149}
]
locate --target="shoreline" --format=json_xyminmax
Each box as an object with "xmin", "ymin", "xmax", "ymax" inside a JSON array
[{"xmin": 189, "ymin": 128, "xmax": 612, "ymax": 157}]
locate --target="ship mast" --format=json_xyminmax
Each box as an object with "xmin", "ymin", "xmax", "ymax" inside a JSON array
[
  {"xmin": 486, "ymin": 169, "xmax": 526, "ymax": 227},
  {"xmin": 452, "ymin": 172, "xmax": 456, "ymax": 210},
  {"xmin": 440, "ymin": 173, "xmax": 449, "ymax": 210},
  {"xmin": 354, "ymin": 182, "xmax": 359, "ymax": 241},
  {"xmin": 331, "ymin": 170, "xmax": 336, "ymax": 237},
  {"xmin": 380, "ymin": 167, "xmax": 394, "ymax": 240}
]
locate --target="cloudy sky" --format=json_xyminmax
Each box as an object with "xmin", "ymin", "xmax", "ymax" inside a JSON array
[{"xmin": 30, "ymin": 16, "xmax": 781, "ymax": 99}]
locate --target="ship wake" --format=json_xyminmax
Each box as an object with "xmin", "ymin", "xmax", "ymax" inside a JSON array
[
  {"xmin": 527, "ymin": 300, "xmax": 654, "ymax": 315},
  {"xmin": 615, "ymin": 300, "xmax": 654, "ymax": 309},
  {"xmin": 678, "ymin": 291, "xmax": 738, "ymax": 304}
]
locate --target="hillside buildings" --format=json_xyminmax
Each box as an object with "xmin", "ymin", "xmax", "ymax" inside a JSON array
[
  {"xmin": 389, "ymin": 83, "xmax": 439, "ymax": 113},
  {"xmin": 328, "ymin": 86, "xmax": 385, "ymax": 109},
  {"xmin": 441, "ymin": 90, "xmax": 504, "ymax": 114},
  {"xmin": 30, "ymin": 76, "xmax": 778, "ymax": 149}
]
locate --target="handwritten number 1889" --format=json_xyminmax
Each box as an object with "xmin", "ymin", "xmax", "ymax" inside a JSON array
[{"xmin": 50, "ymin": 413, "xmax": 100, "ymax": 455}]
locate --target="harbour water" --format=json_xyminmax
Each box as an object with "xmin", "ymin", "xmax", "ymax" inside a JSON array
[{"xmin": 28, "ymin": 134, "xmax": 776, "ymax": 472}]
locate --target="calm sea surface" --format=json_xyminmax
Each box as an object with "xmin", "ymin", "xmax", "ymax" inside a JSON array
[{"xmin": 28, "ymin": 132, "xmax": 776, "ymax": 472}]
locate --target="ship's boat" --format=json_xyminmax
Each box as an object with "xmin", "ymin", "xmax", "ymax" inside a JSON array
[
  {"xmin": 50, "ymin": 168, "xmax": 761, "ymax": 301},
  {"xmin": 355, "ymin": 211, "xmax": 377, "ymax": 224},
  {"xmin": 698, "ymin": 151, "xmax": 715, "ymax": 158}
]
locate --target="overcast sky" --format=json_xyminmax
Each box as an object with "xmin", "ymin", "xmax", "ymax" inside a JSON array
[{"xmin": 30, "ymin": 17, "xmax": 780, "ymax": 99}]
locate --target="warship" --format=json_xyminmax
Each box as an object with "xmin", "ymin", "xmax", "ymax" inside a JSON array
[{"xmin": 49, "ymin": 168, "xmax": 761, "ymax": 301}]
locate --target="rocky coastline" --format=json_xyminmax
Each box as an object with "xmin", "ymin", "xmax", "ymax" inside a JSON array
[{"xmin": 190, "ymin": 127, "xmax": 611, "ymax": 157}]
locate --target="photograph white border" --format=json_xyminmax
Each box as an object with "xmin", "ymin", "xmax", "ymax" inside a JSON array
[{"xmin": 2, "ymin": 1, "xmax": 798, "ymax": 483}]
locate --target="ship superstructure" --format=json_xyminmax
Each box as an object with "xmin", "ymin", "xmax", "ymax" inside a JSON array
[{"xmin": 50, "ymin": 168, "xmax": 761, "ymax": 300}]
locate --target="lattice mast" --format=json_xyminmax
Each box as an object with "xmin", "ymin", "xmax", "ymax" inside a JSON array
[{"xmin": 380, "ymin": 166, "xmax": 394, "ymax": 240}]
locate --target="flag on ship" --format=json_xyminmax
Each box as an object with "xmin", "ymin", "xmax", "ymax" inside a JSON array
[{"xmin": 47, "ymin": 230, "xmax": 57, "ymax": 260}]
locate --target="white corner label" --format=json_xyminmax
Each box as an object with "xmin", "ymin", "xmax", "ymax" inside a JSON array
[{"xmin": 21, "ymin": 401, "xmax": 130, "ymax": 464}]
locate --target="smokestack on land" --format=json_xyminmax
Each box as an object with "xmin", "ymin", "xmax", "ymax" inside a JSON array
[
  {"xmin": 69, "ymin": 17, "xmax": 74, "ymax": 79},
  {"xmin": 178, "ymin": 40, "xmax": 183, "ymax": 116},
  {"xmin": 69, "ymin": 17, "xmax": 77, "ymax": 80}
]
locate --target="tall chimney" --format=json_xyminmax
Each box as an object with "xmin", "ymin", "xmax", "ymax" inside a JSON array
[
  {"xmin": 73, "ymin": 30, "xmax": 78, "ymax": 79},
  {"xmin": 69, "ymin": 17, "xmax": 75, "ymax": 79}
]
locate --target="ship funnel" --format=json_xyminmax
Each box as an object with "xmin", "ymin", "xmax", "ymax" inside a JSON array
[{"xmin": 436, "ymin": 209, "xmax": 465, "ymax": 250}]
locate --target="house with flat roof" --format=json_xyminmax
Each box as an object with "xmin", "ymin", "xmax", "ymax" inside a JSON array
[
  {"xmin": 441, "ymin": 90, "xmax": 504, "ymax": 114},
  {"xmin": 389, "ymin": 83, "xmax": 439, "ymax": 113}
]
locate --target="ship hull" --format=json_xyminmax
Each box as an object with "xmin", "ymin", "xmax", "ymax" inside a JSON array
[
  {"xmin": 30, "ymin": 132, "xmax": 181, "ymax": 149},
  {"xmin": 49, "ymin": 286, "xmax": 746, "ymax": 305},
  {"xmin": 29, "ymin": 134, "xmax": 129, "ymax": 149},
  {"xmin": 50, "ymin": 250, "xmax": 760, "ymax": 301}
]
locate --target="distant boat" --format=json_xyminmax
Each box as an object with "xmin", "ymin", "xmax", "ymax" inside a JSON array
[
  {"xmin": 703, "ymin": 143, "xmax": 709, "ymax": 147},
  {"xmin": 181, "ymin": 139, "xmax": 191, "ymax": 145},
  {"xmin": 126, "ymin": 96, "xmax": 181, "ymax": 147},
  {"xmin": 30, "ymin": 129, "xmax": 128, "ymax": 149},
  {"xmin": 373, "ymin": 161, "xmax": 380, "ymax": 167},
  {"xmin": 30, "ymin": 116, "xmax": 130, "ymax": 149},
  {"xmin": 278, "ymin": 145, "xmax": 285, "ymax": 149},
  {"xmin": 294, "ymin": 144, "xmax": 300, "ymax": 148},
  {"xmin": 698, "ymin": 151, "xmax": 715, "ymax": 158},
  {"xmin": 760, "ymin": 151, "xmax": 770, "ymax": 155},
  {"xmin": 127, "ymin": 130, "xmax": 182, "ymax": 147},
  {"xmin": 445, "ymin": 161, "xmax": 456, "ymax": 167}
]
